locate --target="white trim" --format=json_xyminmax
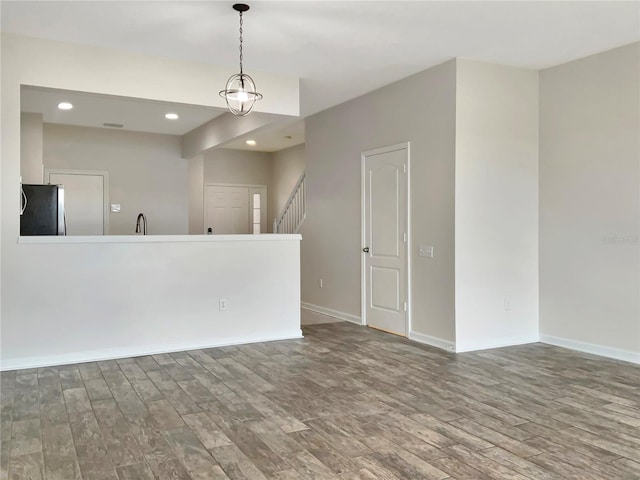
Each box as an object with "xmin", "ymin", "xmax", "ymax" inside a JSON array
[
  {"xmin": 409, "ymin": 331, "xmax": 456, "ymax": 352},
  {"xmin": 301, "ymin": 302, "xmax": 362, "ymax": 325},
  {"xmin": 455, "ymin": 335, "xmax": 539, "ymax": 353},
  {"xmin": 361, "ymin": 143, "xmax": 410, "ymax": 158},
  {"xmin": 204, "ymin": 182, "xmax": 269, "ymax": 189},
  {"xmin": 249, "ymin": 186, "xmax": 268, "ymax": 234},
  {"xmin": 361, "ymin": 150, "xmax": 366, "ymax": 327},
  {"xmin": 44, "ymin": 168, "xmax": 110, "ymax": 235},
  {"xmin": 406, "ymin": 143, "xmax": 412, "ymax": 335},
  {"xmin": 18, "ymin": 234, "xmax": 301, "ymax": 244},
  {"xmin": 361, "ymin": 142, "xmax": 411, "ymax": 336},
  {"xmin": 0, "ymin": 330, "xmax": 303, "ymax": 371},
  {"xmin": 540, "ymin": 334, "xmax": 640, "ymax": 365}
]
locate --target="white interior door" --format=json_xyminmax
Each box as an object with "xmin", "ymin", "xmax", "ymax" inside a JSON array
[
  {"xmin": 47, "ymin": 170, "xmax": 107, "ymax": 235},
  {"xmin": 205, "ymin": 185, "xmax": 250, "ymax": 234},
  {"xmin": 363, "ymin": 145, "xmax": 409, "ymax": 336}
]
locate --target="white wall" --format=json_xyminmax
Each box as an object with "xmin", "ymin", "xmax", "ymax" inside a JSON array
[
  {"xmin": 20, "ymin": 112, "xmax": 43, "ymax": 184},
  {"xmin": 203, "ymin": 148, "xmax": 275, "ymax": 233},
  {"xmin": 272, "ymin": 144, "xmax": 305, "ymax": 217},
  {"xmin": 1, "ymin": 34, "xmax": 302, "ymax": 370},
  {"xmin": 539, "ymin": 42, "xmax": 640, "ymax": 362},
  {"xmin": 455, "ymin": 60, "xmax": 539, "ymax": 352},
  {"xmin": 303, "ymin": 60, "xmax": 457, "ymax": 343},
  {"xmin": 1, "ymin": 237, "xmax": 301, "ymax": 370},
  {"xmin": 43, "ymin": 124, "xmax": 188, "ymax": 235}
]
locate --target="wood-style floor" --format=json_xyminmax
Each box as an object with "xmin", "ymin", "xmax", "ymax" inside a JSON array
[{"xmin": 1, "ymin": 321, "xmax": 640, "ymax": 480}]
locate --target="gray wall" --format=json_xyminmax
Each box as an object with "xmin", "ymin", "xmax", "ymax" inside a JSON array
[
  {"xmin": 20, "ymin": 112, "xmax": 44, "ymax": 184},
  {"xmin": 202, "ymin": 148, "xmax": 276, "ymax": 233},
  {"xmin": 455, "ymin": 60, "xmax": 539, "ymax": 351},
  {"xmin": 188, "ymin": 154, "xmax": 204, "ymax": 234},
  {"xmin": 41, "ymin": 127, "xmax": 298, "ymax": 238},
  {"xmin": 539, "ymin": 42, "xmax": 640, "ymax": 354},
  {"xmin": 303, "ymin": 60, "xmax": 457, "ymax": 342},
  {"xmin": 272, "ymin": 144, "xmax": 305, "ymax": 217},
  {"xmin": 43, "ymin": 124, "xmax": 188, "ymax": 235}
]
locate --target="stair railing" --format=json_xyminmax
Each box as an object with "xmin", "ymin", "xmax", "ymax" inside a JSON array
[{"xmin": 273, "ymin": 173, "xmax": 306, "ymax": 234}]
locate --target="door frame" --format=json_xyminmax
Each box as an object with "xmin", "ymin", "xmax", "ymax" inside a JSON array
[
  {"xmin": 203, "ymin": 183, "xmax": 268, "ymax": 234},
  {"xmin": 44, "ymin": 168, "xmax": 110, "ymax": 235},
  {"xmin": 360, "ymin": 142, "xmax": 411, "ymax": 335}
]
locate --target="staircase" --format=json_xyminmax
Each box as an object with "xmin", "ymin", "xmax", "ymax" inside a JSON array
[{"xmin": 273, "ymin": 173, "xmax": 306, "ymax": 234}]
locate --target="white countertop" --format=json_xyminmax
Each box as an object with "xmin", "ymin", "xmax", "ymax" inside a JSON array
[{"xmin": 18, "ymin": 234, "xmax": 302, "ymax": 244}]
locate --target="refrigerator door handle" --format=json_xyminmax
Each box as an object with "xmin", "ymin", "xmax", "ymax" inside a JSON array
[
  {"xmin": 57, "ymin": 186, "xmax": 66, "ymax": 235},
  {"xmin": 20, "ymin": 185, "xmax": 27, "ymax": 215}
]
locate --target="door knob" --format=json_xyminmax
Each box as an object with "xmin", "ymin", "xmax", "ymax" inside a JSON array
[{"xmin": 362, "ymin": 247, "xmax": 370, "ymax": 253}]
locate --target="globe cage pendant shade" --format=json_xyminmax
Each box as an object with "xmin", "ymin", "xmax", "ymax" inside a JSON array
[
  {"xmin": 220, "ymin": 72, "xmax": 263, "ymax": 116},
  {"xmin": 219, "ymin": 4, "xmax": 263, "ymax": 116}
]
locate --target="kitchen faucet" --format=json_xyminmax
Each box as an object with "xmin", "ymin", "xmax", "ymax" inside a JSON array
[{"xmin": 135, "ymin": 213, "xmax": 147, "ymax": 235}]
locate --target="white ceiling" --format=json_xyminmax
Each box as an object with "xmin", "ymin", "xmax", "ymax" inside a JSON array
[
  {"xmin": 4, "ymin": 1, "xmax": 639, "ymax": 146},
  {"xmin": 21, "ymin": 87, "xmax": 226, "ymax": 136}
]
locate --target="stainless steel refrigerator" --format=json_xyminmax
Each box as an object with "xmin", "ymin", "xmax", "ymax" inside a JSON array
[{"xmin": 20, "ymin": 184, "xmax": 66, "ymax": 235}]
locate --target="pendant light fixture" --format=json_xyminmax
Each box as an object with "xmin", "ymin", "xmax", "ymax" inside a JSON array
[{"xmin": 219, "ymin": 3, "xmax": 263, "ymax": 116}]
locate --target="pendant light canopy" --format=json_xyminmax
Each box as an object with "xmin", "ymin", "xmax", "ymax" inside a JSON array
[{"xmin": 219, "ymin": 3, "xmax": 263, "ymax": 116}]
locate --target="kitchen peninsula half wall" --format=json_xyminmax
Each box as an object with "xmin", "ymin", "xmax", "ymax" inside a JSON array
[{"xmin": 2, "ymin": 234, "xmax": 302, "ymax": 370}]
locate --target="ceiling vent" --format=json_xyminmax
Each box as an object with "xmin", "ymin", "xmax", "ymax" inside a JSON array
[{"xmin": 103, "ymin": 122, "xmax": 123, "ymax": 128}]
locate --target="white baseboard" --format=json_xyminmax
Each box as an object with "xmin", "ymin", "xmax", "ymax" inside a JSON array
[
  {"xmin": 408, "ymin": 331, "xmax": 456, "ymax": 352},
  {"xmin": 540, "ymin": 334, "xmax": 640, "ymax": 365},
  {"xmin": 301, "ymin": 302, "xmax": 362, "ymax": 325},
  {"xmin": 0, "ymin": 330, "xmax": 303, "ymax": 372},
  {"xmin": 454, "ymin": 334, "xmax": 539, "ymax": 353}
]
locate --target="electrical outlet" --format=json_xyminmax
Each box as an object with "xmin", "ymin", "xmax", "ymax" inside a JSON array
[
  {"xmin": 419, "ymin": 245, "xmax": 434, "ymax": 258},
  {"xmin": 219, "ymin": 298, "xmax": 228, "ymax": 311},
  {"xmin": 319, "ymin": 278, "xmax": 323, "ymax": 288},
  {"xmin": 504, "ymin": 298, "xmax": 512, "ymax": 311}
]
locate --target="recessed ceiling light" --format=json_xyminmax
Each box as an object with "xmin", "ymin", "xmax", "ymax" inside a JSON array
[
  {"xmin": 57, "ymin": 102, "xmax": 73, "ymax": 110},
  {"xmin": 246, "ymin": 140, "xmax": 257, "ymax": 146},
  {"xmin": 165, "ymin": 113, "xmax": 179, "ymax": 120}
]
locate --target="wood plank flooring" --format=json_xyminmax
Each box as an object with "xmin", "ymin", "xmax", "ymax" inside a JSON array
[{"xmin": 1, "ymin": 322, "xmax": 639, "ymax": 479}]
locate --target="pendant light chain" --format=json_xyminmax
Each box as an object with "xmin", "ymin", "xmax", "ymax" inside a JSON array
[{"xmin": 239, "ymin": 11, "xmax": 244, "ymax": 75}]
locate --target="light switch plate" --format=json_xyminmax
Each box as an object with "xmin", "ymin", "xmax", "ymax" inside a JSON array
[
  {"xmin": 419, "ymin": 245, "xmax": 434, "ymax": 258},
  {"xmin": 110, "ymin": 204, "xmax": 121, "ymax": 213}
]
